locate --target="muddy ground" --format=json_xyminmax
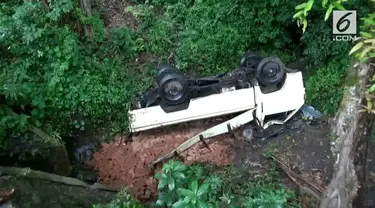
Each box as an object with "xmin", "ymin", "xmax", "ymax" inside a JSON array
[
  {"xmin": 88, "ymin": 114, "xmax": 334, "ymax": 201},
  {"xmin": 89, "ymin": 117, "xmax": 236, "ymax": 200},
  {"xmin": 88, "ymin": 114, "xmax": 375, "ymax": 206}
]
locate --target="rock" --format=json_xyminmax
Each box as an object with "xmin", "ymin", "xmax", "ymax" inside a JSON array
[
  {"xmin": 2, "ymin": 133, "xmax": 72, "ymax": 176},
  {"xmin": 73, "ymin": 143, "xmax": 95, "ymax": 164},
  {"xmin": 0, "ymin": 166, "xmax": 116, "ymax": 208},
  {"xmin": 72, "ymin": 164, "xmax": 98, "ymax": 183}
]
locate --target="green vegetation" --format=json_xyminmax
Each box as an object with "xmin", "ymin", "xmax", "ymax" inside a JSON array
[
  {"xmin": 294, "ymin": 0, "xmax": 375, "ymax": 113},
  {"xmin": 154, "ymin": 160, "xmax": 303, "ymax": 208},
  {"xmin": 305, "ymin": 60, "xmax": 349, "ymax": 114},
  {"xmin": 1, "ymin": 0, "xmax": 373, "ymax": 206},
  {"xmin": 1, "ymin": 0, "xmax": 370, "ymax": 147},
  {"xmin": 129, "ymin": 0, "xmax": 312, "ymax": 75},
  {"xmin": 0, "ymin": 0, "xmax": 149, "ymax": 147},
  {"xmin": 94, "ymin": 160, "xmax": 312, "ymax": 208},
  {"xmin": 93, "ymin": 188, "xmax": 143, "ymax": 208}
]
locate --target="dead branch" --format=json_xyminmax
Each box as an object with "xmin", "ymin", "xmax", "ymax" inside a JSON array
[{"xmin": 272, "ymin": 156, "xmax": 324, "ymax": 199}]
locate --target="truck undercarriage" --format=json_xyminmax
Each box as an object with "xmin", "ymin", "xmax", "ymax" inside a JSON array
[{"xmin": 127, "ymin": 52, "xmax": 306, "ymax": 167}]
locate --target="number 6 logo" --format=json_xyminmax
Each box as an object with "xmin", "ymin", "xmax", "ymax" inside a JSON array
[
  {"xmin": 336, "ymin": 12, "xmax": 352, "ymax": 32},
  {"xmin": 332, "ymin": 10, "xmax": 357, "ymax": 35}
]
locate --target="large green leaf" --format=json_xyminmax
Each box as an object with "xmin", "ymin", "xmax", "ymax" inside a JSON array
[
  {"xmin": 172, "ymin": 171, "xmax": 186, "ymax": 180},
  {"xmin": 155, "ymin": 172, "xmax": 168, "ymax": 180},
  {"xmin": 361, "ymin": 32, "xmax": 373, "ymax": 39},
  {"xmin": 362, "ymin": 16, "xmax": 375, "ymax": 25},
  {"xmin": 304, "ymin": 0, "xmax": 314, "ymax": 13},
  {"xmin": 157, "ymin": 178, "xmax": 168, "ymax": 190},
  {"xmin": 322, "ymin": 0, "xmax": 329, "ymax": 7},
  {"xmin": 295, "ymin": 3, "xmax": 307, "ymax": 10},
  {"xmin": 197, "ymin": 183, "xmax": 210, "ymax": 197},
  {"xmin": 324, "ymin": 4, "xmax": 334, "ymax": 21},
  {"xmin": 332, "ymin": 2, "xmax": 346, "ymax": 10},
  {"xmin": 196, "ymin": 200, "xmax": 210, "ymax": 208},
  {"xmin": 168, "ymin": 177, "xmax": 176, "ymax": 190},
  {"xmin": 155, "ymin": 192, "xmax": 167, "ymax": 206},
  {"xmin": 368, "ymin": 84, "xmax": 375, "ymax": 93},
  {"xmin": 166, "ymin": 191, "xmax": 176, "ymax": 207},
  {"xmin": 349, "ymin": 42, "xmax": 363, "ymax": 55},
  {"xmin": 364, "ymin": 39, "xmax": 375, "ymax": 44},
  {"xmin": 174, "ymin": 163, "xmax": 187, "ymax": 172},
  {"xmin": 163, "ymin": 163, "xmax": 172, "ymax": 172},
  {"xmin": 191, "ymin": 180, "xmax": 199, "ymax": 194},
  {"xmin": 172, "ymin": 200, "xmax": 187, "ymax": 208},
  {"xmin": 360, "ymin": 46, "xmax": 375, "ymax": 58},
  {"xmin": 177, "ymin": 188, "xmax": 194, "ymax": 198},
  {"xmin": 293, "ymin": 10, "xmax": 304, "ymax": 19}
]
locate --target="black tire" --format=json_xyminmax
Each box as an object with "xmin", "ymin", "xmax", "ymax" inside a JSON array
[
  {"xmin": 240, "ymin": 52, "xmax": 263, "ymax": 69},
  {"xmin": 157, "ymin": 64, "xmax": 182, "ymax": 79},
  {"xmin": 157, "ymin": 66, "xmax": 190, "ymax": 105},
  {"xmin": 255, "ymin": 57, "xmax": 286, "ymax": 86}
]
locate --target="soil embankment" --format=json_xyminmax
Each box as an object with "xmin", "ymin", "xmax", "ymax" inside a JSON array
[{"xmin": 89, "ymin": 120, "xmax": 235, "ymax": 200}]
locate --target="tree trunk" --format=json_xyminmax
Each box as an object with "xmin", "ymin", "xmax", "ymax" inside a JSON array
[
  {"xmin": 320, "ymin": 62, "xmax": 375, "ymax": 208},
  {"xmin": 80, "ymin": 0, "xmax": 93, "ymax": 37}
]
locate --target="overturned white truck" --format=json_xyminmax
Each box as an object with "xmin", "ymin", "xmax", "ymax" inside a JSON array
[{"xmin": 127, "ymin": 52, "xmax": 306, "ymax": 167}]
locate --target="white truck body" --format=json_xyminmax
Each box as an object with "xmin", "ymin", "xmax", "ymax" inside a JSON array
[{"xmin": 128, "ymin": 71, "xmax": 305, "ymax": 133}]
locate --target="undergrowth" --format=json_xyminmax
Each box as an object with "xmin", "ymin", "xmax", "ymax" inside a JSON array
[
  {"xmin": 94, "ymin": 159, "xmax": 314, "ymax": 208},
  {"xmin": 305, "ymin": 59, "xmax": 350, "ymax": 115},
  {"xmin": 0, "ymin": 0, "xmax": 151, "ymax": 147},
  {"xmin": 128, "ymin": 0, "xmax": 303, "ymax": 76}
]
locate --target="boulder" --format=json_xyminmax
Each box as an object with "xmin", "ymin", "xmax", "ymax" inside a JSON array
[{"xmin": 0, "ymin": 166, "xmax": 118, "ymax": 208}]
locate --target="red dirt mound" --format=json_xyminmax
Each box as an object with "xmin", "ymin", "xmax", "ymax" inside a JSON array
[{"xmin": 89, "ymin": 123, "xmax": 235, "ymax": 201}]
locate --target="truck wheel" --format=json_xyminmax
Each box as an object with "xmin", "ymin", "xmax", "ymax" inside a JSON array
[
  {"xmin": 157, "ymin": 65, "xmax": 190, "ymax": 105},
  {"xmin": 255, "ymin": 57, "xmax": 286, "ymax": 86},
  {"xmin": 157, "ymin": 64, "xmax": 182, "ymax": 78},
  {"xmin": 240, "ymin": 52, "xmax": 263, "ymax": 70}
]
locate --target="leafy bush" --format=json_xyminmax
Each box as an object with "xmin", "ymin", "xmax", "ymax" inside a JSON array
[
  {"xmin": 300, "ymin": 18, "xmax": 351, "ymax": 65},
  {"xmin": 93, "ymin": 188, "xmax": 143, "ymax": 208},
  {"xmin": 130, "ymin": 0, "xmax": 304, "ymax": 76},
  {"xmin": 154, "ymin": 160, "xmax": 301, "ymax": 207},
  {"xmin": 126, "ymin": 4, "xmax": 175, "ymax": 55},
  {"xmin": 299, "ymin": 0, "xmax": 371, "ymax": 65},
  {"xmin": 0, "ymin": 0, "xmax": 148, "ymax": 144},
  {"xmin": 305, "ymin": 60, "xmax": 349, "ymax": 115},
  {"xmin": 94, "ymin": 160, "xmax": 308, "ymax": 207},
  {"xmin": 244, "ymin": 189, "xmax": 295, "ymax": 208}
]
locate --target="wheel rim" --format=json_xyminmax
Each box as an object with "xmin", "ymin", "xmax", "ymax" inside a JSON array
[
  {"xmin": 262, "ymin": 62, "xmax": 279, "ymax": 79},
  {"xmin": 162, "ymin": 79, "xmax": 185, "ymax": 102},
  {"xmin": 164, "ymin": 80, "xmax": 183, "ymax": 96}
]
